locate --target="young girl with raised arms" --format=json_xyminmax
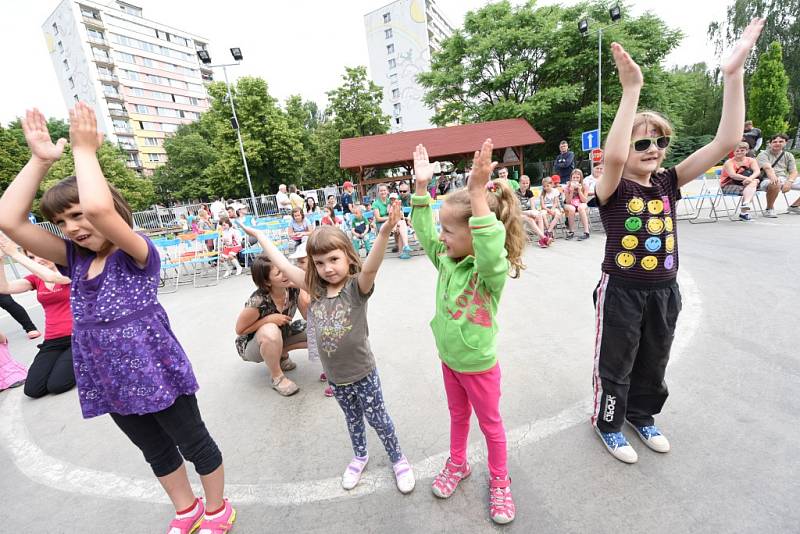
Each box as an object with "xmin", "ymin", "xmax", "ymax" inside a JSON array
[
  {"xmin": 0, "ymin": 104, "xmax": 235, "ymax": 533},
  {"xmin": 410, "ymin": 140, "xmax": 525, "ymax": 524},
  {"xmin": 590, "ymin": 21, "xmax": 763, "ymax": 463},
  {"xmin": 240, "ymin": 203, "xmax": 416, "ymax": 494}
]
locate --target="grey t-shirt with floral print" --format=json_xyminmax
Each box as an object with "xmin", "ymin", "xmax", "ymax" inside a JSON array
[{"xmin": 310, "ymin": 276, "xmax": 375, "ymax": 385}]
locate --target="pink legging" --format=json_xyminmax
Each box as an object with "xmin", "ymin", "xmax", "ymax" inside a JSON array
[{"xmin": 441, "ymin": 362, "xmax": 507, "ymax": 479}]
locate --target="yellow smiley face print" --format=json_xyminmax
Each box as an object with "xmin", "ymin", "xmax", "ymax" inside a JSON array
[
  {"xmin": 615, "ymin": 251, "xmax": 636, "ymax": 269},
  {"xmin": 664, "ymin": 216, "xmax": 673, "ymax": 232},
  {"xmin": 641, "ymin": 255, "xmax": 658, "ymax": 271},
  {"xmin": 665, "ymin": 234, "xmax": 675, "ymax": 253},
  {"xmin": 647, "ymin": 217, "xmax": 665, "ymax": 235},
  {"xmin": 647, "ymin": 199, "xmax": 664, "ymax": 215},
  {"xmin": 621, "ymin": 235, "xmax": 638, "ymax": 250},
  {"xmin": 627, "ymin": 197, "xmax": 645, "ymax": 215}
]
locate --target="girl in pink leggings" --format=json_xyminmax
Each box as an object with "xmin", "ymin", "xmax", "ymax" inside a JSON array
[{"xmin": 410, "ymin": 140, "xmax": 525, "ymax": 524}]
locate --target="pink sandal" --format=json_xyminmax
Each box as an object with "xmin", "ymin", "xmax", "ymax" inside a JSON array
[
  {"xmin": 166, "ymin": 498, "xmax": 204, "ymax": 534},
  {"xmin": 198, "ymin": 499, "xmax": 236, "ymax": 533}
]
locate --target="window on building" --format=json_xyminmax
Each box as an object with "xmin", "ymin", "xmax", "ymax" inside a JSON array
[
  {"xmin": 386, "ymin": 44, "xmax": 394, "ymax": 54},
  {"xmin": 62, "ymin": 59, "xmax": 69, "ymax": 71},
  {"xmin": 147, "ymin": 153, "xmax": 162, "ymax": 162},
  {"xmin": 114, "ymin": 51, "xmax": 135, "ymax": 63},
  {"xmin": 135, "ymin": 104, "xmax": 151, "ymax": 114},
  {"xmin": 391, "ymin": 88, "xmax": 400, "ymax": 99},
  {"xmin": 87, "ymin": 28, "xmax": 104, "ymax": 41},
  {"xmin": 142, "ymin": 57, "xmax": 154, "ymax": 67},
  {"xmin": 162, "ymin": 123, "xmax": 179, "ymax": 133},
  {"xmin": 144, "ymin": 137, "xmax": 159, "ymax": 146},
  {"xmin": 68, "ymin": 76, "xmax": 75, "ymax": 89},
  {"xmin": 157, "ymin": 107, "xmax": 178, "ymax": 117},
  {"xmin": 383, "ymin": 12, "xmax": 391, "ymax": 23},
  {"xmin": 389, "ymin": 72, "xmax": 398, "ymax": 83},
  {"xmin": 112, "ymin": 119, "xmax": 130, "ymax": 131},
  {"xmin": 141, "ymin": 121, "xmax": 162, "ymax": 131},
  {"xmin": 129, "ymin": 87, "xmax": 144, "ymax": 96},
  {"xmin": 395, "ymin": 117, "xmax": 402, "ymax": 126},
  {"xmin": 52, "ymin": 22, "xmax": 59, "ymax": 35},
  {"xmin": 385, "ymin": 28, "xmax": 392, "ymax": 39},
  {"xmin": 57, "ymin": 41, "xmax": 63, "ymax": 53},
  {"xmin": 388, "ymin": 58, "xmax": 396, "ymax": 69},
  {"xmin": 393, "ymin": 103, "xmax": 402, "ymax": 115},
  {"xmin": 74, "ymin": 94, "xmax": 79, "ymax": 102}
]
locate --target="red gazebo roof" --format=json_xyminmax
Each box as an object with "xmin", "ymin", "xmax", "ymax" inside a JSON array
[{"xmin": 339, "ymin": 118, "xmax": 545, "ymax": 170}]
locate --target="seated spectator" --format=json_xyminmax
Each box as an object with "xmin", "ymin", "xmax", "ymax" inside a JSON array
[
  {"xmin": 539, "ymin": 176, "xmax": 563, "ymax": 242},
  {"xmin": 584, "ymin": 164, "xmax": 602, "ymax": 207},
  {"xmin": 179, "ymin": 214, "xmax": 189, "ymax": 232},
  {"xmin": 234, "ymin": 256, "xmax": 307, "ymax": 397},
  {"xmin": 218, "ymin": 216, "xmax": 243, "ymax": 277},
  {"xmin": 757, "ymin": 133, "xmax": 800, "ymax": 216},
  {"xmin": 350, "ymin": 204, "xmax": 373, "ymax": 255},
  {"xmin": 276, "ymin": 184, "xmax": 292, "ymax": 215},
  {"xmin": 516, "ymin": 175, "xmax": 548, "ymax": 247},
  {"xmin": 305, "ymin": 195, "xmax": 320, "ymax": 215},
  {"xmin": 0, "ymin": 236, "xmax": 75, "ymax": 398},
  {"xmin": 397, "ymin": 181, "xmax": 412, "ymax": 209},
  {"xmin": 326, "ymin": 194, "xmax": 342, "ymax": 213},
  {"xmin": 563, "ymin": 169, "xmax": 591, "ymax": 241},
  {"xmin": 497, "ymin": 166, "xmax": 519, "ymax": 191},
  {"xmin": 320, "ymin": 206, "xmax": 343, "ymax": 227},
  {"xmin": 721, "ymin": 141, "xmax": 761, "ymax": 221},
  {"xmin": 373, "ymin": 185, "xmax": 411, "ymax": 259},
  {"xmin": 288, "ymin": 208, "xmax": 313, "ymax": 246}
]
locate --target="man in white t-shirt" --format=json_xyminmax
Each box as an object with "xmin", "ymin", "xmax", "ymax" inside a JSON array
[
  {"xmin": 757, "ymin": 134, "xmax": 799, "ymax": 216},
  {"xmin": 276, "ymin": 184, "xmax": 291, "ymax": 215},
  {"xmin": 209, "ymin": 198, "xmax": 225, "ymax": 221},
  {"xmin": 584, "ymin": 163, "xmax": 602, "ymax": 207}
]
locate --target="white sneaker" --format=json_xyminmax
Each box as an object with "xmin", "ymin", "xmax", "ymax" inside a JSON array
[
  {"xmin": 223, "ymin": 270, "xmax": 231, "ymax": 278},
  {"xmin": 235, "ymin": 266, "xmax": 243, "ymax": 276},
  {"xmin": 392, "ymin": 455, "xmax": 415, "ymax": 494},
  {"xmin": 342, "ymin": 455, "xmax": 368, "ymax": 490},
  {"xmin": 764, "ymin": 208, "xmax": 778, "ymax": 218},
  {"xmin": 594, "ymin": 426, "xmax": 638, "ymax": 463},
  {"xmin": 626, "ymin": 421, "xmax": 671, "ymax": 453},
  {"xmin": 788, "ymin": 206, "xmax": 800, "ymax": 215}
]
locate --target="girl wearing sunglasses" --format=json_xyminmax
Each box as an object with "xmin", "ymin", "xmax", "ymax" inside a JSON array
[{"xmin": 589, "ymin": 20, "xmax": 765, "ymax": 464}]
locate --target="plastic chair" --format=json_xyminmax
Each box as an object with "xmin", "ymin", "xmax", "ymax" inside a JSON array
[{"xmin": 677, "ymin": 173, "xmax": 719, "ymax": 223}]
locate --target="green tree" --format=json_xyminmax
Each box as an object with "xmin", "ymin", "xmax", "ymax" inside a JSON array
[
  {"xmin": 153, "ymin": 122, "xmax": 219, "ymax": 200},
  {"xmin": 748, "ymin": 41, "xmax": 790, "ymax": 138},
  {"xmin": 709, "ymin": 0, "xmax": 799, "ymax": 123},
  {"xmin": 418, "ymin": 0, "xmax": 682, "ymax": 158}
]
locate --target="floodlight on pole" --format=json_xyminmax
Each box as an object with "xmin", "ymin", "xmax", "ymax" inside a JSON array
[
  {"xmin": 198, "ymin": 47, "xmax": 259, "ymax": 216},
  {"xmin": 609, "ymin": 5, "xmax": 622, "ymax": 22},
  {"xmin": 578, "ymin": 19, "xmax": 589, "ymax": 34}
]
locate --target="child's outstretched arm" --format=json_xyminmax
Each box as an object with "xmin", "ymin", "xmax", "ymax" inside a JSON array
[
  {"xmin": 675, "ymin": 19, "xmax": 764, "ymax": 186},
  {"xmin": 0, "ymin": 109, "xmax": 69, "ymax": 266},
  {"xmin": 237, "ymin": 223, "xmax": 307, "ymax": 289},
  {"xmin": 594, "ymin": 43, "xmax": 643, "ymax": 205},
  {"xmin": 467, "ymin": 139, "xmax": 497, "ymax": 216},
  {"xmin": 358, "ymin": 198, "xmax": 401, "ymax": 294},
  {"xmin": 70, "ymin": 102, "xmax": 149, "ymax": 265},
  {"xmin": 410, "ymin": 144, "xmax": 446, "ymax": 268},
  {"xmin": 0, "ymin": 235, "xmax": 71, "ymax": 290}
]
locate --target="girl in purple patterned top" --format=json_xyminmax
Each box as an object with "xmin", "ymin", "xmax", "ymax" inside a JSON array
[{"xmin": 0, "ymin": 104, "xmax": 236, "ymax": 533}]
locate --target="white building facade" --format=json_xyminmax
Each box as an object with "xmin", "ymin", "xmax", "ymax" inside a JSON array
[
  {"xmin": 42, "ymin": 0, "xmax": 213, "ymax": 175},
  {"xmin": 364, "ymin": 0, "xmax": 454, "ymax": 133}
]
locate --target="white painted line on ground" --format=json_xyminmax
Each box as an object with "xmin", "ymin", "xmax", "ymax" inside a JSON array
[{"xmin": 0, "ymin": 270, "xmax": 701, "ymax": 505}]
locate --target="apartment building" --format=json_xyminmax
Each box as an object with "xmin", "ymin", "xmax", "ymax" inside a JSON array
[
  {"xmin": 42, "ymin": 0, "xmax": 213, "ymax": 175},
  {"xmin": 364, "ymin": 0, "xmax": 454, "ymax": 132}
]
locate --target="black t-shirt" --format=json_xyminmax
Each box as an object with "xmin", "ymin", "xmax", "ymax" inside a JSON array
[
  {"xmin": 516, "ymin": 188, "xmax": 534, "ymax": 210},
  {"xmin": 599, "ymin": 168, "xmax": 681, "ymax": 281},
  {"xmin": 742, "ymin": 128, "xmax": 762, "ymax": 150},
  {"xmin": 341, "ymin": 192, "xmax": 353, "ymax": 214}
]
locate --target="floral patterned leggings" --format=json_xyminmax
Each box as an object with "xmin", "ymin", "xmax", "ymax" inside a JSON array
[{"xmin": 331, "ymin": 369, "xmax": 403, "ymax": 463}]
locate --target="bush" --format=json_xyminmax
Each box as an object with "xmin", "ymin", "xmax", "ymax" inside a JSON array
[{"xmin": 663, "ymin": 135, "xmax": 715, "ymax": 168}]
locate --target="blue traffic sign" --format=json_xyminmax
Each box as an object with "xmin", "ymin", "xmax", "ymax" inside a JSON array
[{"xmin": 582, "ymin": 129, "xmax": 600, "ymax": 151}]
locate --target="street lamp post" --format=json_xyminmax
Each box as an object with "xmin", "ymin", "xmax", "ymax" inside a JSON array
[
  {"xmin": 579, "ymin": 5, "xmax": 622, "ymax": 166},
  {"xmin": 197, "ymin": 47, "xmax": 259, "ymax": 217}
]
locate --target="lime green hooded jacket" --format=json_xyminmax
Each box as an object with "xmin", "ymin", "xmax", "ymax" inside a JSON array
[{"xmin": 411, "ymin": 193, "xmax": 508, "ymax": 373}]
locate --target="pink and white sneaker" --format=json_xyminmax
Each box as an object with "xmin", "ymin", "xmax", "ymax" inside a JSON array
[
  {"xmin": 324, "ymin": 385, "xmax": 334, "ymax": 397},
  {"xmin": 197, "ymin": 499, "xmax": 236, "ymax": 533},
  {"xmin": 166, "ymin": 498, "xmax": 204, "ymax": 534},
  {"xmin": 431, "ymin": 457, "xmax": 471, "ymax": 499},
  {"xmin": 319, "ymin": 372, "xmax": 327, "ymax": 382},
  {"xmin": 489, "ymin": 477, "xmax": 516, "ymax": 524}
]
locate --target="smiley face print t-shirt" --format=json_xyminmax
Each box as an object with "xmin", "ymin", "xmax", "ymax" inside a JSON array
[{"xmin": 599, "ymin": 168, "xmax": 680, "ymax": 282}]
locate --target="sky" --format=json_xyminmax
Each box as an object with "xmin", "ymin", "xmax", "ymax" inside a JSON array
[{"xmin": 0, "ymin": 0, "xmax": 734, "ymax": 125}]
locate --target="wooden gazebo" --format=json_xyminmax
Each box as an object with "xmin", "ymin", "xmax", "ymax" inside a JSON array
[{"xmin": 339, "ymin": 118, "xmax": 545, "ymax": 192}]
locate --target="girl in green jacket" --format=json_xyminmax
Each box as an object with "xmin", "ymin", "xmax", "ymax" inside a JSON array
[{"xmin": 411, "ymin": 139, "xmax": 525, "ymax": 525}]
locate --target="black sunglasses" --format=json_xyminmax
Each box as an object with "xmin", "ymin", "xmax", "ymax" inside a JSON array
[{"xmin": 631, "ymin": 136, "xmax": 671, "ymax": 152}]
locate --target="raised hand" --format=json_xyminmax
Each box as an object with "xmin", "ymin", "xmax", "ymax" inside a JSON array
[
  {"xmin": 721, "ymin": 18, "xmax": 765, "ymax": 76},
  {"xmin": 380, "ymin": 199, "xmax": 403, "ymax": 235},
  {"xmin": 0, "ymin": 234, "xmax": 18, "ymax": 257},
  {"xmin": 468, "ymin": 138, "xmax": 497, "ymax": 191},
  {"xmin": 611, "ymin": 42, "xmax": 643, "ymax": 90},
  {"xmin": 413, "ymin": 144, "xmax": 435, "ymax": 193},
  {"xmin": 68, "ymin": 102, "xmax": 104, "ymax": 153},
  {"xmin": 21, "ymin": 108, "xmax": 67, "ymax": 164},
  {"xmin": 235, "ymin": 219, "xmax": 260, "ymax": 238}
]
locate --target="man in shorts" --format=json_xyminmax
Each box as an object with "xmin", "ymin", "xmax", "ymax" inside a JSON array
[{"xmin": 757, "ymin": 133, "xmax": 799, "ymax": 217}]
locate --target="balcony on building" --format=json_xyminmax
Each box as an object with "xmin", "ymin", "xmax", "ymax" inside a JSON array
[
  {"xmin": 103, "ymin": 88, "xmax": 123, "ymax": 101},
  {"xmin": 92, "ymin": 50, "xmax": 114, "ymax": 66},
  {"xmin": 81, "ymin": 7, "xmax": 104, "ymax": 28},
  {"xmin": 88, "ymin": 35, "xmax": 109, "ymax": 48},
  {"xmin": 118, "ymin": 138, "xmax": 138, "ymax": 151},
  {"xmin": 108, "ymin": 105, "xmax": 129, "ymax": 119}
]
